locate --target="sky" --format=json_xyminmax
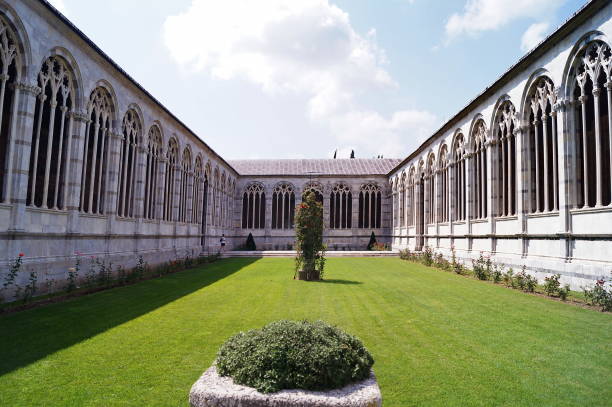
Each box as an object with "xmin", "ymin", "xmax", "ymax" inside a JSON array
[{"xmin": 48, "ymin": 0, "xmax": 586, "ymax": 160}]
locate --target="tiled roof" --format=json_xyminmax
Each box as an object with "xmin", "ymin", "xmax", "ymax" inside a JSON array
[{"xmin": 229, "ymin": 158, "xmax": 403, "ymax": 176}]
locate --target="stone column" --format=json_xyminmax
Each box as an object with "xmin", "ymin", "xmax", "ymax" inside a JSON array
[
  {"xmin": 134, "ymin": 144, "xmax": 147, "ymax": 252},
  {"xmin": 264, "ymin": 184, "xmax": 272, "ymax": 249},
  {"xmin": 515, "ymin": 125, "xmax": 528, "ymax": 257},
  {"xmin": 5, "ymin": 81, "xmax": 39, "ymax": 232},
  {"xmin": 486, "ymin": 139, "xmax": 496, "ymax": 253},
  {"xmin": 156, "ymin": 157, "xmax": 167, "ymax": 251},
  {"xmin": 465, "ymin": 152, "xmax": 473, "ymax": 252},
  {"xmin": 106, "ymin": 130, "xmax": 123, "ymax": 240},
  {"xmin": 555, "ymin": 98, "xmax": 572, "ymax": 261},
  {"xmin": 66, "ymin": 111, "xmax": 89, "ymax": 234},
  {"xmin": 351, "ymin": 189, "xmax": 359, "ymax": 249}
]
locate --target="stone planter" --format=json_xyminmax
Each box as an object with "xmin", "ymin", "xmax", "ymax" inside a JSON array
[{"xmin": 189, "ymin": 366, "xmax": 382, "ymax": 407}]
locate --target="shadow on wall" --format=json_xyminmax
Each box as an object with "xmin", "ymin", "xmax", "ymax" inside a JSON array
[{"xmin": 0, "ymin": 257, "xmax": 258, "ymax": 377}]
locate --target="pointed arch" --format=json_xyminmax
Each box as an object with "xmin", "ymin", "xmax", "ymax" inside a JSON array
[
  {"xmin": 192, "ymin": 154, "xmax": 204, "ymax": 224},
  {"xmin": 162, "ymin": 137, "xmax": 179, "ymax": 221},
  {"xmin": 144, "ymin": 124, "xmax": 162, "ymax": 219},
  {"xmin": 272, "ymin": 182, "xmax": 295, "ymax": 229},
  {"xmin": 566, "ymin": 37, "xmax": 612, "ymax": 208},
  {"xmin": 523, "ymin": 76, "xmax": 560, "ymax": 213},
  {"xmin": 452, "ymin": 131, "xmax": 467, "ymax": 221},
  {"xmin": 27, "ymin": 55, "xmax": 76, "ymax": 210},
  {"xmin": 359, "ymin": 182, "xmax": 382, "ymax": 229},
  {"xmin": 492, "ymin": 99, "xmax": 519, "ymax": 217},
  {"xmin": 0, "ymin": 11, "xmax": 25, "ymax": 203},
  {"xmin": 470, "ymin": 119, "xmax": 488, "ymax": 219},
  {"xmin": 437, "ymin": 143, "xmax": 450, "ymax": 222},
  {"xmin": 79, "ymin": 86, "xmax": 114, "ymax": 214},
  {"xmin": 329, "ymin": 182, "xmax": 352, "ymax": 229},
  {"xmin": 425, "ymin": 151, "xmax": 436, "ymax": 224},
  {"xmin": 242, "ymin": 181, "xmax": 265, "ymax": 229},
  {"xmin": 117, "ymin": 108, "xmax": 141, "ymax": 218}
]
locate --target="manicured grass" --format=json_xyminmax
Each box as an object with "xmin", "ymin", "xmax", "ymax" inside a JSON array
[{"xmin": 0, "ymin": 257, "xmax": 610, "ymax": 406}]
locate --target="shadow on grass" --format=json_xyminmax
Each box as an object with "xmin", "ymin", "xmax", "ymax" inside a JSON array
[
  {"xmin": 0, "ymin": 257, "xmax": 258, "ymax": 377},
  {"xmin": 317, "ymin": 279, "xmax": 363, "ymax": 285}
]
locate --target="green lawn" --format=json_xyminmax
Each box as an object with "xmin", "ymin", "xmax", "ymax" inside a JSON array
[{"xmin": 0, "ymin": 257, "xmax": 610, "ymax": 406}]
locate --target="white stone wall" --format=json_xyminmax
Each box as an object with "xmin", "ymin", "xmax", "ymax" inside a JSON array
[
  {"xmin": 232, "ymin": 176, "xmax": 393, "ymax": 251},
  {"xmin": 388, "ymin": 0, "xmax": 612, "ymax": 289},
  {"xmin": 0, "ymin": 0, "xmax": 237, "ymax": 299}
]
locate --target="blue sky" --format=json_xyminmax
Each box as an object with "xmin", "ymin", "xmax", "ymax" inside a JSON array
[{"xmin": 49, "ymin": 0, "xmax": 585, "ymax": 160}]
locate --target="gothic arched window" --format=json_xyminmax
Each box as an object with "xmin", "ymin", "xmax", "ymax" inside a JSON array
[
  {"xmin": 178, "ymin": 148, "xmax": 192, "ymax": 222},
  {"xmin": 426, "ymin": 154, "xmax": 436, "ymax": 224},
  {"xmin": 163, "ymin": 138, "xmax": 178, "ymax": 221},
  {"xmin": 117, "ymin": 109, "xmax": 141, "ymax": 218},
  {"xmin": 494, "ymin": 101, "xmax": 518, "ymax": 216},
  {"xmin": 80, "ymin": 87, "xmax": 113, "ymax": 215},
  {"xmin": 27, "ymin": 56, "xmax": 74, "ymax": 210},
  {"xmin": 302, "ymin": 182, "xmax": 323, "ymax": 204},
  {"xmin": 192, "ymin": 156, "xmax": 203, "ymax": 223},
  {"xmin": 438, "ymin": 145, "xmax": 450, "ymax": 223},
  {"xmin": 471, "ymin": 121, "xmax": 487, "ymax": 220},
  {"xmin": 272, "ymin": 182, "xmax": 295, "ymax": 229},
  {"xmin": 242, "ymin": 183, "xmax": 265, "ymax": 229},
  {"xmin": 144, "ymin": 126, "xmax": 161, "ymax": 220},
  {"xmin": 329, "ymin": 183, "xmax": 352, "ymax": 229},
  {"xmin": 453, "ymin": 133, "xmax": 467, "ymax": 221},
  {"xmin": 399, "ymin": 173, "xmax": 405, "ymax": 226},
  {"xmin": 0, "ymin": 16, "xmax": 21, "ymax": 203},
  {"xmin": 571, "ymin": 41, "xmax": 611, "ymax": 208},
  {"xmin": 212, "ymin": 169, "xmax": 219, "ymax": 226},
  {"xmin": 407, "ymin": 168, "xmax": 415, "ymax": 226},
  {"xmin": 358, "ymin": 183, "xmax": 381, "ymax": 228}
]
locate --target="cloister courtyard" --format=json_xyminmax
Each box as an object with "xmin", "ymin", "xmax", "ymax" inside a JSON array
[{"xmin": 0, "ymin": 257, "xmax": 609, "ymax": 406}]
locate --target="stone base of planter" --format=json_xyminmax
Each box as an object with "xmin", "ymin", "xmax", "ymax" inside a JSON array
[{"xmin": 189, "ymin": 366, "xmax": 382, "ymax": 407}]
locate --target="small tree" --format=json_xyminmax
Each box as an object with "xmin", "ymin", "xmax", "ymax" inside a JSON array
[
  {"xmin": 245, "ymin": 233, "xmax": 256, "ymax": 251},
  {"xmin": 294, "ymin": 192, "xmax": 326, "ymax": 280},
  {"xmin": 367, "ymin": 232, "xmax": 377, "ymax": 250}
]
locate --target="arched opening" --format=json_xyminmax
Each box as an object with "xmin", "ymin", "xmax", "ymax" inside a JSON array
[
  {"xmin": 27, "ymin": 56, "xmax": 74, "ymax": 210},
  {"xmin": 358, "ymin": 183, "xmax": 382, "ymax": 229},
  {"xmin": 571, "ymin": 41, "xmax": 611, "ymax": 208},
  {"xmin": 80, "ymin": 87, "xmax": 113, "ymax": 214},
  {"xmin": 272, "ymin": 183, "xmax": 295, "ymax": 229},
  {"xmin": 242, "ymin": 183, "xmax": 265, "ymax": 229},
  {"xmin": 117, "ymin": 109, "xmax": 141, "ymax": 218},
  {"xmin": 329, "ymin": 183, "xmax": 352, "ymax": 229}
]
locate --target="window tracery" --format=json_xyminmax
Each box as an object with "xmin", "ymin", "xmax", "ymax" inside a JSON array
[
  {"xmin": 163, "ymin": 138, "xmax": 178, "ymax": 221},
  {"xmin": 453, "ymin": 133, "xmax": 467, "ymax": 221},
  {"xmin": 358, "ymin": 183, "xmax": 381, "ymax": 228},
  {"xmin": 272, "ymin": 182, "xmax": 295, "ymax": 229},
  {"xmin": 471, "ymin": 121, "xmax": 487, "ymax": 219},
  {"xmin": 329, "ymin": 183, "xmax": 352, "ymax": 229},
  {"xmin": 0, "ymin": 16, "xmax": 20, "ymax": 203},
  {"xmin": 80, "ymin": 87, "xmax": 113, "ymax": 214},
  {"xmin": 117, "ymin": 109, "xmax": 140, "ymax": 218},
  {"xmin": 572, "ymin": 41, "xmax": 612, "ymax": 208},
  {"xmin": 144, "ymin": 126, "xmax": 161, "ymax": 219},
  {"xmin": 242, "ymin": 182, "xmax": 265, "ymax": 229},
  {"xmin": 27, "ymin": 56, "xmax": 74, "ymax": 210}
]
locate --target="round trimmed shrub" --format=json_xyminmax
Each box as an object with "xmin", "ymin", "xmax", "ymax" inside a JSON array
[{"xmin": 216, "ymin": 320, "xmax": 374, "ymax": 393}]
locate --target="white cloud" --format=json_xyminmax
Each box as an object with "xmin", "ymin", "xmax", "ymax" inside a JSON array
[
  {"xmin": 521, "ymin": 22, "xmax": 550, "ymax": 52},
  {"xmin": 445, "ymin": 0, "xmax": 563, "ymax": 40},
  {"xmin": 164, "ymin": 0, "xmax": 437, "ymax": 157},
  {"xmin": 330, "ymin": 109, "xmax": 438, "ymax": 158}
]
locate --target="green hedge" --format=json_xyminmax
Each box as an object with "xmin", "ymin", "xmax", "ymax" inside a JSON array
[{"xmin": 216, "ymin": 320, "xmax": 374, "ymax": 393}]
